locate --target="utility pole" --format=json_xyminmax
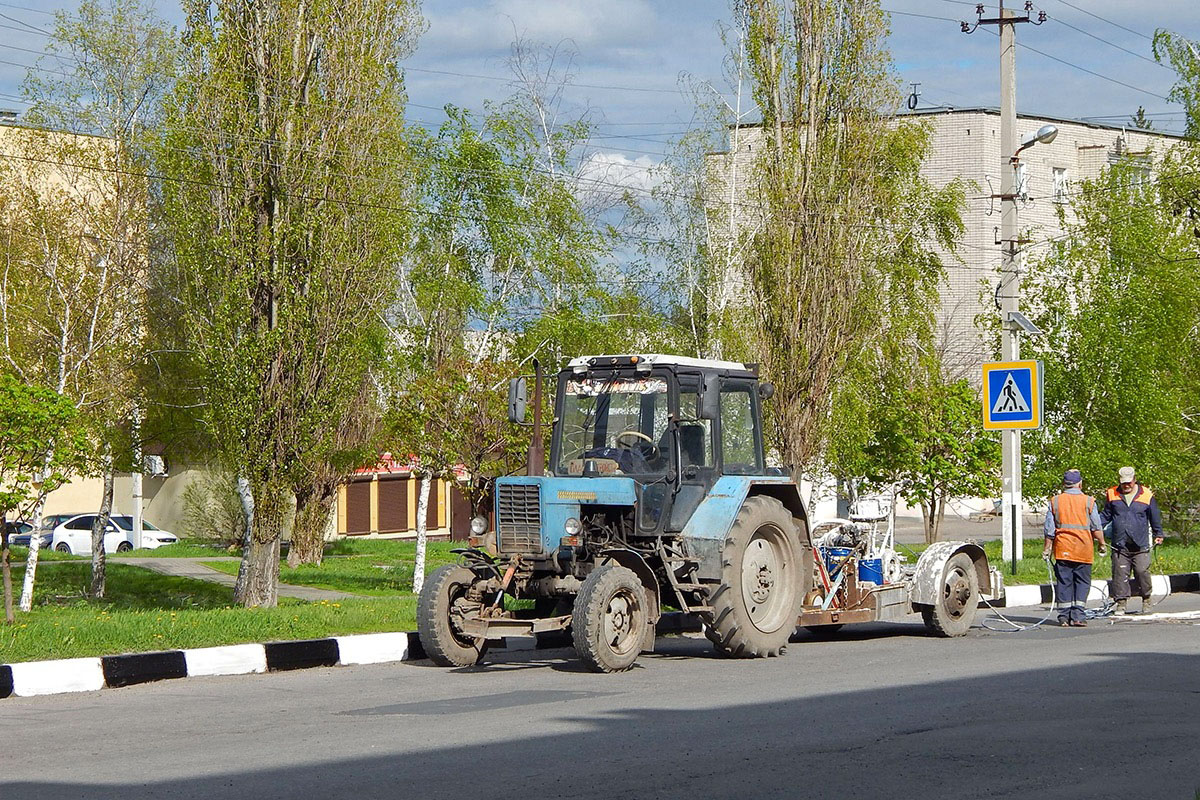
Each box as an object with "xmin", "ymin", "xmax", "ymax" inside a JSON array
[{"xmin": 964, "ymin": 2, "xmax": 1046, "ymax": 568}]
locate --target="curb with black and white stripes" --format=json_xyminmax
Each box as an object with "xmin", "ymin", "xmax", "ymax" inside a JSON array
[
  {"xmin": 987, "ymin": 570, "xmax": 1200, "ymax": 608},
  {"xmin": 0, "ymin": 613, "xmax": 701, "ymax": 700},
  {"xmin": 3, "ymin": 573, "xmax": 1198, "ymax": 700}
]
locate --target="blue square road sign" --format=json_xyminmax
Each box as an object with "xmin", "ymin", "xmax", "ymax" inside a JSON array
[{"xmin": 982, "ymin": 360, "xmax": 1042, "ymax": 430}]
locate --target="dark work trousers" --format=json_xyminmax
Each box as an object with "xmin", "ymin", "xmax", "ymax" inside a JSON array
[
  {"xmin": 1054, "ymin": 559, "xmax": 1092, "ymax": 624},
  {"xmin": 1112, "ymin": 548, "xmax": 1152, "ymax": 600}
]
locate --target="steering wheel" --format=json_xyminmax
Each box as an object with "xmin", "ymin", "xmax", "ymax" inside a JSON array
[{"xmin": 613, "ymin": 429, "xmax": 660, "ymax": 461}]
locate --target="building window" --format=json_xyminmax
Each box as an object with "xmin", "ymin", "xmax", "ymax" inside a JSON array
[
  {"xmin": 1128, "ymin": 165, "xmax": 1152, "ymax": 190},
  {"xmin": 1053, "ymin": 167, "xmax": 1069, "ymax": 203}
]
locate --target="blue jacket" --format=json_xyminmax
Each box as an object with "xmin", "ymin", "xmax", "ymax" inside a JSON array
[{"xmin": 1100, "ymin": 484, "xmax": 1162, "ymax": 552}]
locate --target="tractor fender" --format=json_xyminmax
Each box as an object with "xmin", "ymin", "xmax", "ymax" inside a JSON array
[
  {"xmin": 681, "ymin": 476, "xmax": 810, "ymax": 543},
  {"xmin": 909, "ymin": 541, "xmax": 989, "ymax": 608},
  {"xmin": 598, "ymin": 547, "xmax": 661, "ymax": 624}
]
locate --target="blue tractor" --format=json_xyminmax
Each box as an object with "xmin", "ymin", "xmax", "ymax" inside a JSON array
[{"xmin": 417, "ymin": 354, "xmax": 997, "ymax": 672}]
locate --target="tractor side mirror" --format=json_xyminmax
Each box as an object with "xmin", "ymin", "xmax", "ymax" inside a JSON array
[
  {"xmin": 507, "ymin": 377, "xmax": 527, "ymax": 424},
  {"xmin": 700, "ymin": 378, "xmax": 720, "ymax": 420},
  {"xmin": 759, "ymin": 381, "xmax": 775, "ymax": 401}
]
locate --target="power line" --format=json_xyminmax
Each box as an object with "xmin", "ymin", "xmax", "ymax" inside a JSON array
[
  {"xmin": 403, "ymin": 65, "xmax": 684, "ymax": 95},
  {"xmin": 0, "ymin": 10, "xmax": 48, "ymax": 35},
  {"xmin": 884, "ymin": 8, "xmax": 959, "ymax": 24},
  {"xmin": 895, "ymin": 7, "xmax": 1172, "ymax": 105},
  {"xmin": 0, "ymin": 2, "xmax": 54, "ymax": 16},
  {"xmin": 1045, "ymin": 13, "xmax": 1169, "ymax": 71},
  {"xmin": 1013, "ymin": 38, "xmax": 1169, "ymax": 101},
  {"xmin": 1050, "ymin": 0, "xmax": 1154, "ymax": 42}
]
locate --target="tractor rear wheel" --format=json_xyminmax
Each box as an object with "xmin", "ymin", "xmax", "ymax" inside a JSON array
[
  {"xmin": 702, "ymin": 495, "xmax": 802, "ymax": 658},
  {"xmin": 921, "ymin": 552, "xmax": 979, "ymax": 637},
  {"xmin": 572, "ymin": 565, "xmax": 648, "ymax": 673},
  {"xmin": 417, "ymin": 565, "xmax": 486, "ymax": 667}
]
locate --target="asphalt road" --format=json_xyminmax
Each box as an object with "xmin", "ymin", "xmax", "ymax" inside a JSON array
[{"xmin": 4, "ymin": 597, "xmax": 1200, "ymax": 800}]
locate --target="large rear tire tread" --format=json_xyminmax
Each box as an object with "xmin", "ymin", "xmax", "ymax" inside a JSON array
[
  {"xmin": 417, "ymin": 564, "xmax": 486, "ymax": 667},
  {"xmin": 572, "ymin": 565, "xmax": 648, "ymax": 673},
  {"xmin": 701, "ymin": 495, "xmax": 802, "ymax": 659},
  {"xmin": 922, "ymin": 552, "xmax": 980, "ymax": 637}
]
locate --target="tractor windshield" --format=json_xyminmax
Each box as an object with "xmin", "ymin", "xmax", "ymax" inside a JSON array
[{"xmin": 557, "ymin": 375, "xmax": 670, "ymax": 476}]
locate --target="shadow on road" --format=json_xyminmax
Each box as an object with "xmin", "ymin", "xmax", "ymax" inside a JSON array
[{"xmin": 6, "ymin": 645, "xmax": 1199, "ymax": 799}]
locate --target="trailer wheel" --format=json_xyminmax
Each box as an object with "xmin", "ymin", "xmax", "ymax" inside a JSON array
[
  {"xmin": 417, "ymin": 565, "xmax": 486, "ymax": 667},
  {"xmin": 921, "ymin": 552, "xmax": 979, "ymax": 637},
  {"xmin": 572, "ymin": 565, "xmax": 647, "ymax": 673},
  {"xmin": 702, "ymin": 495, "xmax": 802, "ymax": 658}
]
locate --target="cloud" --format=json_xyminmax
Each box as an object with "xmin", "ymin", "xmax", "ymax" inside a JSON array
[
  {"xmin": 575, "ymin": 151, "xmax": 661, "ymax": 201},
  {"xmin": 421, "ymin": 0, "xmax": 660, "ymax": 56}
]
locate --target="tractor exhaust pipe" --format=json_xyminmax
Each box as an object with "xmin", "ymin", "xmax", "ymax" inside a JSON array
[{"xmin": 527, "ymin": 358, "xmax": 545, "ymax": 476}]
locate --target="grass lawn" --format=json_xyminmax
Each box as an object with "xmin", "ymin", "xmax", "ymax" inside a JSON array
[
  {"xmin": 202, "ymin": 539, "xmax": 461, "ymax": 595},
  {"xmin": 113, "ymin": 541, "xmax": 240, "ymax": 558},
  {"xmin": 0, "ymin": 561, "xmax": 418, "ymax": 664},
  {"xmin": 902, "ymin": 537, "xmax": 1200, "ymax": 585}
]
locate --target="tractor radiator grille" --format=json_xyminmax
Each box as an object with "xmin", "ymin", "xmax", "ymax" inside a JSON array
[{"xmin": 497, "ymin": 483, "xmax": 543, "ymax": 554}]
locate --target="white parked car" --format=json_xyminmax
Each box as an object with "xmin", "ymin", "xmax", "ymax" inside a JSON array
[
  {"xmin": 109, "ymin": 515, "xmax": 178, "ymax": 549},
  {"xmin": 49, "ymin": 514, "xmax": 178, "ymax": 555}
]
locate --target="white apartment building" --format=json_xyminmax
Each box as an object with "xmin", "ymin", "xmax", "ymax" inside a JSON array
[{"xmin": 706, "ymin": 108, "xmax": 1180, "ymax": 372}]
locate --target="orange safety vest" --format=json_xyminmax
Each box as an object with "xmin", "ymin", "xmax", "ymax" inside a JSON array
[
  {"xmin": 1050, "ymin": 492, "xmax": 1098, "ymax": 563},
  {"xmin": 1106, "ymin": 485, "xmax": 1153, "ymax": 506}
]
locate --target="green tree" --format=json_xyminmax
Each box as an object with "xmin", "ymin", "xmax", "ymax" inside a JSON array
[
  {"xmin": 159, "ymin": 0, "xmax": 420, "ymax": 606},
  {"xmin": 3, "ymin": 0, "xmax": 176, "ymax": 602},
  {"xmin": 384, "ymin": 358, "xmax": 527, "ymax": 592},
  {"xmin": 1153, "ymin": 30, "xmax": 1200, "ymax": 138},
  {"xmin": 858, "ymin": 375, "xmax": 999, "ymax": 543},
  {"xmin": 1021, "ymin": 155, "xmax": 1200, "ymax": 518},
  {"xmin": 731, "ymin": 0, "xmax": 965, "ymax": 475},
  {"xmin": 0, "ymin": 376, "xmax": 87, "ymax": 623}
]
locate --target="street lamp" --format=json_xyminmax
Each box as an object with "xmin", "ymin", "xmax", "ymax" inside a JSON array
[
  {"xmin": 998, "ymin": 122, "xmax": 1056, "ymax": 573},
  {"xmin": 1016, "ymin": 123, "xmax": 1058, "ymax": 155}
]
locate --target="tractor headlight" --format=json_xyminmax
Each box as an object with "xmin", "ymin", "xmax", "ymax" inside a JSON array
[
  {"xmin": 470, "ymin": 515, "xmax": 488, "ymax": 535},
  {"xmin": 564, "ymin": 517, "xmax": 582, "ymax": 536}
]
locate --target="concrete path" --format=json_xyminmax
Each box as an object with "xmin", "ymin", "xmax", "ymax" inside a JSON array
[{"xmin": 117, "ymin": 557, "xmax": 364, "ymax": 601}]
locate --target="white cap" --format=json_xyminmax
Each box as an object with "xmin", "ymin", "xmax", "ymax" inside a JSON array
[{"xmin": 1118, "ymin": 466, "xmax": 1136, "ymax": 483}]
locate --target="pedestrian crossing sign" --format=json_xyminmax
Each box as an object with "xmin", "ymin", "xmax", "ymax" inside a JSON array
[{"xmin": 982, "ymin": 360, "xmax": 1042, "ymax": 430}]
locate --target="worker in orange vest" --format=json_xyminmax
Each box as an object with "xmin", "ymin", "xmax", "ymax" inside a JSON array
[{"xmin": 1042, "ymin": 469, "xmax": 1106, "ymax": 627}]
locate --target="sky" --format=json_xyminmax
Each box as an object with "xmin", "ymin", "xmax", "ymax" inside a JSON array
[{"xmin": 0, "ymin": 0, "xmax": 1197, "ymax": 173}]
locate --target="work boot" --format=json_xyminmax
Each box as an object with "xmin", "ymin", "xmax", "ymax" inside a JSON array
[
  {"xmin": 1113, "ymin": 599, "xmax": 1127, "ymax": 616},
  {"xmin": 1142, "ymin": 596, "xmax": 1154, "ymax": 613}
]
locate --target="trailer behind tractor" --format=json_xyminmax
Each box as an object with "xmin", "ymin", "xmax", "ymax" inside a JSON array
[{"xmin": 417, "ymin": 354, "xmax": 1002, "ymax": 672}]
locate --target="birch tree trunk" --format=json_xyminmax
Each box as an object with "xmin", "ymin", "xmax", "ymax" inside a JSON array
[
  {"xmin": 233, "ymin": 484, "xmax": 289, "ymax": 608},
  {"xmin": 18, "ymin": 461, "xmax": 51, "ymax": 612},
  {"xmin": 232, "ymin": 475, "xmax": 255, "ymax": 600},
  {"xmin": 412, "ymin": 472, "xmax": 432, "ymax": 595},
  {"xmin": 89, "ymin": 459, "xmax": 115, "ymax": 598}
]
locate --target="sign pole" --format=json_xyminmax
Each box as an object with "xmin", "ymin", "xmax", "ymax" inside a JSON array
[{"xmin": 998, "ymin": 3, "xmax": 1023, "ymax": 570}]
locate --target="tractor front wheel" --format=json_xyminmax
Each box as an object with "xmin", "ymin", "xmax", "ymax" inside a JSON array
[
  {"xmin": 572, "ymin": 565, "xmax": 648, "ymax": 673},
  {"xmin": 703, "ymin": 495, "xmax": 802, "ymax": 658},
  {"xmin": 417, "ymin": 565, "xmax": 487, "ymax": 667}
]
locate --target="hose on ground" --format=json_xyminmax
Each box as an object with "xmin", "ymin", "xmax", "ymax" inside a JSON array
[{"xmin": 980, "ymin": 554, "xmax": 1115, "ymax": 632}]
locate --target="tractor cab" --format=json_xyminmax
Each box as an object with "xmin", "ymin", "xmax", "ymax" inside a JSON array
[{"xmin": 547, "ymin": 354, "xmax": 772, "ymax": 536}]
